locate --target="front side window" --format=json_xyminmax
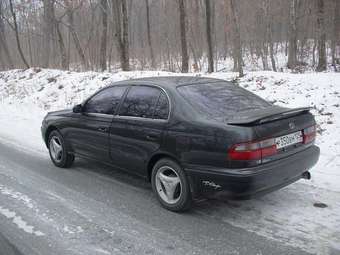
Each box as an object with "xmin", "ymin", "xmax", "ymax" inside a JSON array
[
  {"xmin": 119, "ymin": 86, "xmax": 161, "ymax": 118},
  {"xmin": 83, "ymin": 86, "xmax": 126, "ymax": 114}
]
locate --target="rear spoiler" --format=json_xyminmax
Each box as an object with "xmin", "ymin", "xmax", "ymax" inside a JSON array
[{"xmin": 227, "ymin": 107, "xmax": 312, "ymax": 125}]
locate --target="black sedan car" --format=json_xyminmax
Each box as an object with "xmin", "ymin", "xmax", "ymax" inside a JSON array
[{"xmin": 41, "ymin": 77, "xmax": 320, "ymax": 211}]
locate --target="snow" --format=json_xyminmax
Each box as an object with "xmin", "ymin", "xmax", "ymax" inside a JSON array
[
  {"xmin": 0, "ymin": 206, "xmax": 45, "ymax": 236},
  {"xmin": 212, "ymin": 182, "xmax": 340, "ymax": 253},
  {"xmin": 0, "ymin": 184, "xmax": 34, "ymax": 209},
  {"xmin": 0, "ymin": 68, "xmax": 340, "ymax": 254},
  {"xmin": 63, "ymin": 225, "xmax": 84, "ymax": 234}
]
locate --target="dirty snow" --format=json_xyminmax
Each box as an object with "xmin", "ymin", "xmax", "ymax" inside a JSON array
[
  {"xmin": 0, "ymin": 185, "xmax": 34, "ymax": 209},
  {"xmin": 0, "ymin": 206, "xmax": 44, "ymax": 236}
]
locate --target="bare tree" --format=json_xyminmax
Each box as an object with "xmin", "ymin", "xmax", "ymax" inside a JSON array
[
  {"xmin": 42, "ymin": 0, "xmax": 55, "ymax": 67},
  {"xmin": 0, "ymin": 1, "xmax": 13, "ymax": 69},
  {"xmin": 0, "ymin": 0, "xmax": 338, "ymax": 72},
  {"xmin": 43, "ymin": 0, "xmax": 68, "ymax": 70},
  {"xmin": 287, "ymin": 0, "xmax": 298, "ymax": 69},
  {"xmin": 113, "ymin": 0, "xmax": 130, "ymax": 71},
  {"xmin": 64, "ymin": 0, "xmax": 88, "ymax": 69},
  {"xmin": 331, "ymin": 0, "xmax": 339, "ymax": 71},
  {"xmin": 264, "ymin": 0, "xmax": 276, "ymax": 71},
  {"xmin": 179, "ymin": 0, "xmax": 189, "ymax": 73},
  {"xmin": 99, "ymin": 0, "xmax": 108, "ymax": 71},
  {"xmin": 316, "ymin": 0, "xmax": 326, "ymax": 71},
  {"xmin": 145, "ymin": 0, "xmax": 155, "ymax": 68},
  {"xmin": 205, "ymin": 0, "xmax": 214, "ymax": 73},
  {"xmin": 229, "ymin": 0, "xmax": 243, "ymax": 77},
  {"xmin": 8, "ymin": 0, "xmax": 30, "ymax": 68},
  {"xmin": 55, "ymin": 22, "xmax": 69, "ymax": 70}
]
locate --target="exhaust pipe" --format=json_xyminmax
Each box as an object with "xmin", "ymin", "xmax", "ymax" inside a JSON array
[{"xmin": 302, "ymin": 171, "xmax": 311, "ymax": 180}]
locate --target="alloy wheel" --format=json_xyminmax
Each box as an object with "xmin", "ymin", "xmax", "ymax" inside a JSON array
[
  {"xmin": 155, "ymin": 166, "xmax": 182, "ymax": 204},
  {"xmin": 49, "ymin": 136, "xmax": 63, "ymax": 163}
]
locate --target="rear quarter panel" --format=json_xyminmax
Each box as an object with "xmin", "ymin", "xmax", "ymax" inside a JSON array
[{"xmin": 163, "ymin": 120, "xmax": 256, "ymax": 169}]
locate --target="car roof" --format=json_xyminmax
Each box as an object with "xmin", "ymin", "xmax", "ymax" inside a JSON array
[{"xmin": 114, "ymin": 76, "xmax": 227, "ymax": 89}]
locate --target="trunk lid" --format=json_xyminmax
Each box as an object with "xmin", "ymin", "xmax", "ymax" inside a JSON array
[
  {"xmin": 227, "ymin": 106, "xmax": 312, "ymax": 125},
  {"xmin": 228, "ymin": 106, "xmax": 316, "ymax": 161}
]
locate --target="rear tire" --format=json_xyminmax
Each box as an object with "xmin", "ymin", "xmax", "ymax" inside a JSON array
[
  {"xmin": 151, "ymin": 158, "xmax": 192, "ymax": 212},
  {"xmin": 48, "ymin": 130, "xmax": 74, "ymax": 168}
]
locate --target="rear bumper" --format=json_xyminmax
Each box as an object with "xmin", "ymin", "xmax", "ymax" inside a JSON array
[{"xmin": 185, "ymin": 145, "xmax": 320, "ymax": 199}]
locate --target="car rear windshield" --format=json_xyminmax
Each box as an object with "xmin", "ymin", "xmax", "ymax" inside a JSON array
[{"xmin": 177, "ymin": 82, "xmax": 271, "ymax": 121}]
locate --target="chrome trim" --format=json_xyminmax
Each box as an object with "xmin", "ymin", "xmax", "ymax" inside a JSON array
[
  {"xmin": 113, "ymin": 115, "xmax": 168, "ymax": 122},
  {"xmin": 83, "ymin": 112, "xmax": 114, "ymax": 119}
]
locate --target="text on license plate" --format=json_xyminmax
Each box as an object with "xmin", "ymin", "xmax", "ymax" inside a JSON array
[{"xmin": 275, "ymin": 131, "xmax": 303, "ymax": 149}]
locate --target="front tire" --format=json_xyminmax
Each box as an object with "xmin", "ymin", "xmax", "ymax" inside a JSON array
[
  {"xmin": 151, "ymin": 158, "xmax": 192, "ymax": 212},
  {"xmin": 48, "ymin": 130, "xmax": 74, "ymax": 168}
]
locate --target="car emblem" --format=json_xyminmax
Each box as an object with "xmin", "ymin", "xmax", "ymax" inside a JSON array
[{"xmin": 289, "ymin": 122, "xmax": 295, "ymax": 130}]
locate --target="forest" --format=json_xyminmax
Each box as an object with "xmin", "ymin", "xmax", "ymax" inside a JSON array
[{"xmin": 0, "ymin": 0, "xmax": 339, "ymax": 75}]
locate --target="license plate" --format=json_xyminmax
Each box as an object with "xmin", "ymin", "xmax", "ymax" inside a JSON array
[{"xmin": 275, "ymin": 131, "xmax": 303, "ymax": 149}]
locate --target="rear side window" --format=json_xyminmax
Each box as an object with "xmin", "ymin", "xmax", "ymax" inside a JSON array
[
  {"xmin": 119, "ymin": 86, "xmax": 161, "ymax": 118},
  {"xmin": 83, "ymin": 86, "xmax": 126, "ymax": 115},
  {"xmin": 153, "ymin": 92, "xmax": 169, "ymax": 120},
  {"xmin": 177, "ymin": 82, "xmax": 270, "ymax": 121}
]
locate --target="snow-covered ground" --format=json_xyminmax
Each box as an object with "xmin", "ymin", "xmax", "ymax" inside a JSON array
[{"xmin": 0, "ymin": 68, "xmax": 340, "ymax": 254}]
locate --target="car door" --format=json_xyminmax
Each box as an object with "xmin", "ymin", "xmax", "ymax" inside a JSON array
[
  {"xmin": 67, "ymin": 85, "xmax": 127, "ymax": 162},
  {"xmin": 109, "ymin": 85, "xmax": 170, "ymax": 176}
]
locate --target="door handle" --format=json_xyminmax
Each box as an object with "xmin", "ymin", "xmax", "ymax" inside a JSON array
[
  {"xmin": 98, "ymin": 127, "xmax": 108, "ymax": 132},
  {"xmin": 146, "ymin": 134, "xmax": 159, "ymax": 141}
]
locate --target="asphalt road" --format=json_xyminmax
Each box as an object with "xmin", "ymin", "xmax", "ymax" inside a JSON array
[{"xmin": 0, "ymin": 141, "xmax": 310, "ymax": 255}]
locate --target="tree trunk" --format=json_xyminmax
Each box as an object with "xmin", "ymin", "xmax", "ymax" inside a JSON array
[
  {"xmin": 121, "ymin": 0, "xmax": 130, "ymax": 71},
  {"xmin": 312, "ymin": 39, "xmax": 317, "ymax": 67},
  {"xmin": 145, "ymin": 0, "xmax": 155, "ymax": 69},
  {"xmin": 265, "ymin": 0, "xmax": 276, "ymax": 71},
  {"xmin": 205, "ymin": 0, "xmax": 214, "ymax": 73},
  {"xmin": 262, "ymin": 0, "xmax": 270, "ymax": 70},
  {"xmin": 262, "ymin": 44, "xmax": 269, "ymax": 70},
  {"xmin": 287, "ymin": 0, "xmax": 298, "ymax": 69},
  {"xmin": 56, "ymin": 23, "xmax": 69, "ymax": 70},
  {"xmin": 42, "ymin": 0, "xmax": 55, "ymax": 68},
  {"xmin": 64, "ymin": 0, "xmax": 88, "ymax": 69},
  {"xmin": 113, "ymin": 0, "xmax": 130, "ymax": 71},
  {"xmin": 229, "ymin": 0, "xmax": 243, "ymax": 77},
  {"xmin": 316, "ymin": 0, "xmax": 326, "ymax": 72},
  {"xmin": 179, "ymin": 0, "xmax": 189, "ymax": 73},
  {"xmin": 25, "ymin": 19, "xmax": 34, "ymax": 66},
  {"xmin": 9, "ymin": 0, "xmax": 30, "ymax": 69},
  {"xmin": 100, "ymin": 0, "xmax": 108, "ymax": 71},
  {"xmin": 269, "ymin": 37, "xmax": 277, "ymax": 71},
  {"xmin": 331, "ymin": 0, "xmax": 339, "ymax": 71},
  {"xmin": 0, "ymin": 1, "xmax": 14, "ymax": 69}
]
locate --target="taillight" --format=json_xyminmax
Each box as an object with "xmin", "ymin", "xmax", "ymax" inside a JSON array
[
  {"xmin": 228, "ymin": 138, "xmax": 277, "ymax": 161},
  {"xmin": 303, "ymin": 125, "xmax": 316, "ymax": 144}
]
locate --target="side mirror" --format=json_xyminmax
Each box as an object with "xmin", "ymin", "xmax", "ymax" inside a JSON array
[{"xmin": 73, "ymin": 104, "xmax": 83, "ymax": 113}]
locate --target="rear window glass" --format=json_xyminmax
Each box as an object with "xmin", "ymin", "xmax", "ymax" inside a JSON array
[{"xmin": 177, "ymin": 82, "xmax": 270, "ymax": 120}]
